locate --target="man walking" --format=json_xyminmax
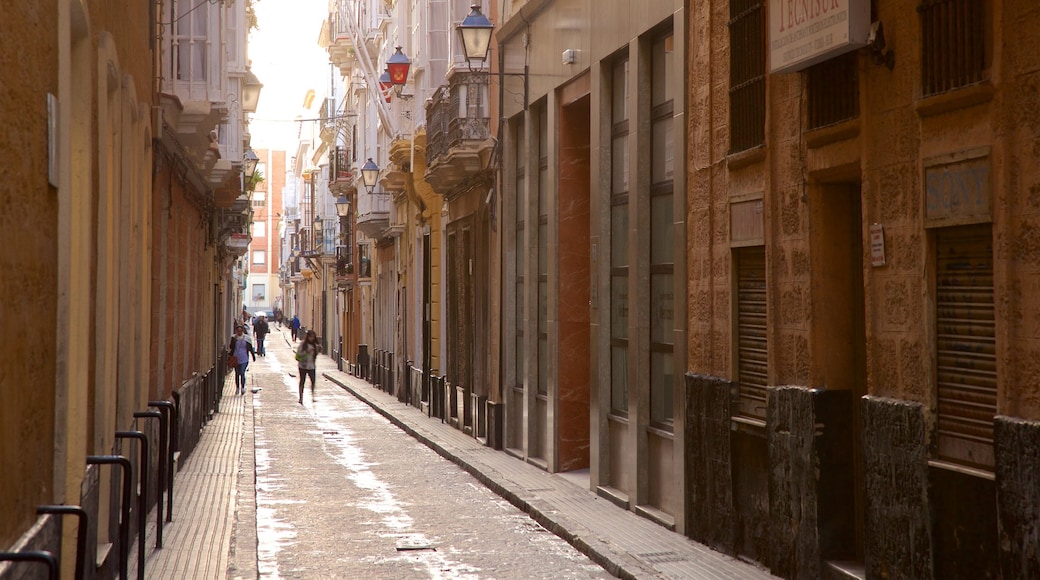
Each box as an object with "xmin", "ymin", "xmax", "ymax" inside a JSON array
[
  {"xmin": 290, "ymin": 314, "xmax": 301, "ymax": 342},
  {"xmin": 254, "ymin": 314, "xmax": 271, "ymax": 356}
]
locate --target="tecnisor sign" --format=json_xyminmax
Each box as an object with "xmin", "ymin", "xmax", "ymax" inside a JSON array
[{"xmin": 769, "ymin": 0, "xmax": 870, "ymax": 73}]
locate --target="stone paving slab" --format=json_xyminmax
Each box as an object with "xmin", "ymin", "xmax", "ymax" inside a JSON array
[
  {"xmin": 130, "ymin": 375, "xmax": 249, "ymax": 580},
  {"xmin": 130, "ymin": 325, "xmax": 775, "ymax": 579},
  {"xmin": 320, "ymin": 361, "xmax": 777, "ymax": 580}
]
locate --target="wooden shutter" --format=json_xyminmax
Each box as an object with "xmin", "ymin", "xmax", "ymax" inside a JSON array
[
  {"xmin": 935, "ymin": 224, "xmax": 996, "ymax": 469},
  {"xmin": 736, "ymin": 247, "xmax": 768, "ymax": 420}
]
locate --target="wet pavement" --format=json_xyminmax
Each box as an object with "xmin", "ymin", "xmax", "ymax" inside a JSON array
[
  {"xmin": 132, "ymin": 325, "xmax": 776, "ymax": 579},
  {"xmin": 234, "ymin": 331, "xmax": 609, "ymax": 578}
]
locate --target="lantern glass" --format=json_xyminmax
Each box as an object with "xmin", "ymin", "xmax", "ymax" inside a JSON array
[
  {"xmin": 335, "ymin": 196, "xmax": 351, "ymax": 217},
  {"xmin": 243, "ymin": 149, "xmax": 259, "ymax": 180},
  {"xmin": 242, "ymin": 70, "xmax": 263, "ymax": 113},
  {"xmin": 360, "ymin": 158, "xmax": 380, "ymax": 191},
  {"xmin": 386, "ymin": 46, "xmax": 411, "ymax": 87},
  {"xmin": 457, "ymin": 4, "xmax": 494, "ymax": 63}
]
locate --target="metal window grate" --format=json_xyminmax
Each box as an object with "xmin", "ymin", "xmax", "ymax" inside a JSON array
[
  {"xmin": 728, "ymin": 0, "xmax": 765, "ymax": 153},
  {"xmin": 807, "ymin": 52, "xmax": 859, "ymax": 130},
  {"xmin": 919, "ymin": 0, "xmax": 986, "ymax": 96}
]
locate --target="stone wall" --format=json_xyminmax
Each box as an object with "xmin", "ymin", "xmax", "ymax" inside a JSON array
[
  {"xmin": 996, "ymin": 416, "xmax": 1040, "ymax": 577},
  {"xmin": 684, "ymin": 373, "xmax": 734, "ymax": 551},
  {"xmin": 862, "ymin": 396, "xmax": 932, "ymax": 579}
]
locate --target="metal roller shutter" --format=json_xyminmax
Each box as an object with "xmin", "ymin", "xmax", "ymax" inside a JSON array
[
  {"xmin": 935, "ymin": 224, "xmax": 996, "ymax": 469},
  {"xmin": 736, "ymin": 247, "xmax": 768, "ymax": 421}
]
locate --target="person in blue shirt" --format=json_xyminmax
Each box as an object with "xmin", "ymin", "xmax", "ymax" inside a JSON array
[{"xmin": 290, "ymin": 315, "xmax": 301, "ymax": 341}]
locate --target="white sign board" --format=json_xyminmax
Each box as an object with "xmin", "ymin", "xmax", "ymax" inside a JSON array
[
  {"xmin": 869, "ymin": 223, "xmax": 886, "ymax": 267},
  {"xmin": 769, "ymin": 0, "xmax": 871, "ymax": 73}
]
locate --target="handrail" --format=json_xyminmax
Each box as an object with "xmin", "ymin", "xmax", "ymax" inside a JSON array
[
  {"xmin": 133, "ymin": 411, "xmax": 165, "ymax": 548},
  {"xmin": 114, "ymin": 431, "xmax": 148, "ymax": 580},
  {"xmin": 86, "ymin": 455, "xmax": 132, "ymax": 580},
  {"xmin": 0, "ymin": 551, "xmax": 58, "ymax": 580},
  {"xmin": 36, "ymin": 505, "xmax": 88, "ymax": 580},
  {"xmin": 148, "ymin": 400, "xmax": 178, "ymax": 522}
]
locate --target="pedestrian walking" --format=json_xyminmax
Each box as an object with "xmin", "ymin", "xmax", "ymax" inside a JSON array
[
  {"xmin": 228, "ymin": 325, "xmax": 257, "ymax": 395},
  {"xmin": 254, "ymin": 314, "xmax": 270, "ymax": 356},
  {"xmin": 295, "ymin": 329, "xmax": 320, "ymax": 403},
  {"xmin": 290, "ymin": 314, "xmax": 301, "ymax": 341}
]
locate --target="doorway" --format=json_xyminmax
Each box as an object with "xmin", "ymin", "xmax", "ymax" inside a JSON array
[{"xmin": 812, "ymin": 181, "xmax": 867, "ymax": 566}]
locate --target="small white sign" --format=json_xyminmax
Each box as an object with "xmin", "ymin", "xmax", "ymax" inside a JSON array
[{"xmin": 870, "ymin": 223, "xmax": 886, "ymax": 267}]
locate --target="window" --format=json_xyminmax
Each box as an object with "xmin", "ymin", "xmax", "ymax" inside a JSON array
[
  {"xmin": 252, "ymin": 284, "xmax": 265, "ymax": 302},
  {"xmin": 728, "ymin": 0, "xmax": 765, "ymax": 153},
  {"xmin": 252, "ymin": 220, "xmax": 266, "ymax": 238},
  {"xmin": 919, "ymin": 0, "xmax": 986, "ymax": 96},
  {"xmin": 252, "ymin": 250, "xmax": 266, "ymax": 265},
  {"xmin": 807, "ymin": 51, "xmax": 859, "ymax": 130},
  {"xmin": 649, "ymin": 32, "xmax": 675, "ymax": 427},
  {"xmin": 175, "ymin": 1, "xmax": 208, "ymax": 80},
  {"xmin": 610, "ymin": 56, "xmax": 630, "ymax": 416}
]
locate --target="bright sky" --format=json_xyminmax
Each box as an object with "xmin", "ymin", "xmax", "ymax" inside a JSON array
[{"xmin": 247, "ymin": 0, "xmax": 331, "ymax": 152}]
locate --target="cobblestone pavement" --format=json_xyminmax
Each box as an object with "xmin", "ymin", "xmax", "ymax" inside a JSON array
[{"xmin": 234, "ymin": 330, "xmax": 611, "ymax": 579}]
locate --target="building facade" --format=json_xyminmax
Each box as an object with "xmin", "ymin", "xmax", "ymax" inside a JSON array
[
  {"xmin": 684, "ymin": 0, "xmax": 1040, "ymax": 577},
  {"xmin": 246, "ymin": 148, "xmax": 287, "ymax": 316},
  {"xmin": 1, "ymin": 0, "xmax": 259, "ymax": 577}
]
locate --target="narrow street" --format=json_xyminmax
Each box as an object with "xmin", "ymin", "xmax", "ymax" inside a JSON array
[{"xmin": 231, "ymin": 327, "xmax": 611, "ymax": 579}]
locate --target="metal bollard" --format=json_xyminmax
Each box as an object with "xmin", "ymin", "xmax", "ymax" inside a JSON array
[
  {"xmin": 115, "ymin": 431, "xmax": 148, "ymax": 580},
  {"xmin": 133, "ymin": 411, "xmax": 165, "ymax": 548},
  {"xmin": 87, "ymin": 455, "xmax": 132, "ymax": 580},
  {"xmin": 148, "ymin": 400, "xmax": 178, "ymax": 523},
  {"xmin": 36, "ymin": 505, "xmax": 88, "ymax": 580},
  {"xmin": 0, "ymin": 551, "xmax": 58, "ymax": 580}
]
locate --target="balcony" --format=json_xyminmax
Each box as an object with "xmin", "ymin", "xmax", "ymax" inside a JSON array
[
  {"xmin": 329, "ymin": 146, "xmax": 355, "ymax": 194},
  {"xmin": 356, "ymin": 191, "xmax": 390, "ymax": 239},
  {"xmin": 327, "ymin": 5, "xmax": 358, "ymax": 76},
  {"xmin": 424, "ymin": 73, "xmax": 495, "ymax": 196}
]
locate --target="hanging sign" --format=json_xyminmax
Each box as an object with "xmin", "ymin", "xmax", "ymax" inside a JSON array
[{"xmin": 769, "ymin": 0, "xmax": 871, "ymax": 73}]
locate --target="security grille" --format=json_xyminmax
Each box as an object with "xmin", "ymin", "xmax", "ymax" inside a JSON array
[
  {"xmin": 807, "ymin": 52, "xmax": 859, "ymax": 130},
  {"xmin": 728, "ymin": 0, "xmax": 765, "ymax": 153},
  {"xmin": 736, "ymin": 247, "xmax": 768, "ymax": 421},
  {"xmin": 919, "ymin": 0, "xmax": 986, "ymax": 96},
  {"xmin": 935, "ymin": 224, "xmax": 995, "ymax": 469}
]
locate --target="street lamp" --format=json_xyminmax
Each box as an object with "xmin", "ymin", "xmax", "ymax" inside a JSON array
[
  {"xmin": 378, "ymin": 68, "xmax": 393, "ymax": 103},
  {"xmin": 335, "ymin": 196, "xmax": 351, "ymax": 217},
  {"xmin": 360, "ymin": 158, "xmax": 380, "ymax": 193},
  {"xmin": 242, "ymin": 70, "xmax": 264, "ymax": 113},
  {"xmin": 457, "ymin": 4, "xmax": 494, "ymax": 69},
  {"xmin": 386, "ymin": 46, "xmax": 411, "ymax": 97},
  {"xmin": 243, "ymin": 149, "xmax": 259, "ymax": 180}
]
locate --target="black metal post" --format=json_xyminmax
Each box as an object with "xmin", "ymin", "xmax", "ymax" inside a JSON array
[
  {"xmin": 114, "ymin": 431, "xmax": 148, "ymax": 580},
  {"xmin": 148, "ymin": 400, "xmax": 177, "ymax": 522},
  {"xmin": 133, "ymin": 411, "xmax": 164, "ymax": 548},
  {"xmin": 36, "ymin": 505, "xmax": 88, "ymax": 580},
  {"xmin": 0, "ymin": 551, "xmax": 58, "ymax": 580},
  {"xmin": 86, "ymin": 455, "xmax": 132, "ymax": 580}
]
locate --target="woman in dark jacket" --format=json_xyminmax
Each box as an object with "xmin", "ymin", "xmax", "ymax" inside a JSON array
[{"xmin": 228, "ymin": 325, "xmax": 257, "ymax": 395}]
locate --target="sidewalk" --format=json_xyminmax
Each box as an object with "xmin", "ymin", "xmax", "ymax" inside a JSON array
[{"xmin": 132, "ymin": 326, "xmax": 774, "ymax": 579}]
